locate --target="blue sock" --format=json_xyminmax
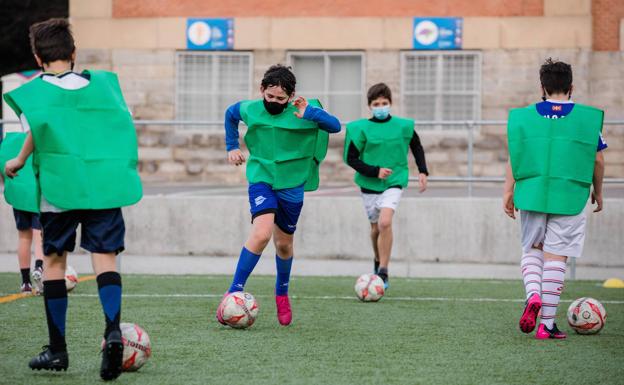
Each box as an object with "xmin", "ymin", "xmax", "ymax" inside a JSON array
[
  {"xmin": 43, "ymin": 280, "xmax": 68, "ymax": 352},
  {"xmin": 229, "ymin": 247, "xmax": 261, "ymax": 293},
  {"xmin": 97, "ymin": 272, "xmax": 122, "ymax": 337},
  {"xmin": 275, "ymin": 255, "xmax": 293, "ymax": 296}
]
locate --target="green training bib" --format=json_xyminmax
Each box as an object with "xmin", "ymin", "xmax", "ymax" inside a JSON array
[
  {"xmin": 3, "ymin": 70, "xmax": 143, "ymax": 210},
  {"xmin": 507, "ymin": 103, "xmax": 603, "ymax": 215},
  {"xmin": 0, "ymin": 132, "xmax": 39, "ymax": 213},
  {"xmin": 240, "ymin": 99, "xmax": 328, "ymax": 191},
  {"xmin": 344, "ymin": 117, "xmax": 414, "ymax": 192}
]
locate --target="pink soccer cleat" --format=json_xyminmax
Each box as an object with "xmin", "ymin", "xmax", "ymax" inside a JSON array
[
  {"xmin": 519, "ymin": 293, "xmax": 542, "ymax": 333},
  {"xmin": 215, "ymin": 292, "xmax": 230, "ymax": 325},
  {"xmin": 535, "ymin": 323, "xmax": 567, "ymax": 339},
  {"xmin": 275, "ymin": 295, "xmax": 292, "ymax": 326}
]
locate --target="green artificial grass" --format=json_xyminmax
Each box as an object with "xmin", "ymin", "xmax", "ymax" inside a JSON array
[{"xmin": 0, "ymin": 273, "xmax": 622, "ymax": 385}]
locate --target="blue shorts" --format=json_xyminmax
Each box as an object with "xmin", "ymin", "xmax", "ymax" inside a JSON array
[
  {"xmin": 39, "ymin": 208, "xmax": 125, "ymax": 256},
  {"xmin": 248, "ymin": 183, "xmax": 304, "ymax": 234},
  {"xmin": 13, "ymin": 209, "xmax": 41, "ymax": 231}
]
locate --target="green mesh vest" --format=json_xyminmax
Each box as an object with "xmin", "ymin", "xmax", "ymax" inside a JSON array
[
  {"xmin": 240, "ymin": 99, "xmax": 328, "ymax": 191},
  {"xmin": 0, "ymin": 132, "xmax": 39, "ymax": 213},
  {"xmin": 3, "ymin": 70, "xmax": 143, "ymax": 210},
  {"xmin": 344, "ymin": 117, "xmax": 414, "ymax": 191},
  {"xmin": 507, "ymin": 103, "xmax": 603, "ymax": 215}
]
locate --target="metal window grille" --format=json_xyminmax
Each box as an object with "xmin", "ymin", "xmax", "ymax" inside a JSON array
[
  {"xmin": 401, "ymin": 51, "xmax": 481, "ymax": 129},
  {"xmin": 287, "ymin": 51, "xmax": 364, "ymax": 122},
  {"xmin": 175, "ymin": 51, "xmax": 253, "ymax": 122}
]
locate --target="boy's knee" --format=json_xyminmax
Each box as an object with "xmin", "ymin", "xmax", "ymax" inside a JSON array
[
  {"xmin": 378, "ymin": 219, "xmax": 392, "ymax": 232},
  {"xmin": 275, "ymin": 238, "xmax": 293, "ymax": 256}
]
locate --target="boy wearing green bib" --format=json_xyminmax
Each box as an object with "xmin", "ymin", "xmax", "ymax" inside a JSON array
[
  {"xmin": 504, "ymin": 59, "xmax": 606, "ymax": 340},
  {"xmin": 217, "ymin": 65, "xmax": 341, "ymax": 326},
  {"xmin": 344, "ymin": 83, "xmax": 428, "ymax": 288},
  {"xmin": 3, "ymin": 19, "xmax": 141, "ymax": 380},
  {"xmin": 0, "ymin": 128, "xmax": 44, "ymax": 294}
]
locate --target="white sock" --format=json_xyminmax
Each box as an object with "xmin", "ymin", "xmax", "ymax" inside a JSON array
[
  {"xmin": 521, "ymin": 249, "xmax": 544, "ymax": 300},
  {"xmin": 540, "ymin": 260, "xmax": 567, "ymax": 329}
]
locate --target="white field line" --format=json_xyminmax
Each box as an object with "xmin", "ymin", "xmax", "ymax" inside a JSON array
[{"xmin": 66, "ymin": 293, "xmax": 624, "ymax": 304}]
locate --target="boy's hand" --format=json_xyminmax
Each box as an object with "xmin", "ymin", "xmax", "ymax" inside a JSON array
[
  {"xmin": 378, "ymin": 168, "xmax": 392, "ymax": 179},
  {"xmin": 4, "ymin": 158, "xmax": 25, "ymax": 178},
  {"xmin": 418, "ymin": 173, "xmax": 428, "ymax": 193},
  {"xmin": 503, "ymin": 191, "xmax": 516, "ymax": 219},
  {"xmin": 293, "ymin": 96, "xmax": 308, "ymax": 118},
  {"xmin": 591, "ymin": 190, "xmax": 603, "ymax": 212},
  {"xmin": 227, "ymin": 149, "xmax": 246, "ymax": 166}
]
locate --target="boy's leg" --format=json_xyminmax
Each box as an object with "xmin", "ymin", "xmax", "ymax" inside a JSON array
[
  {"xmin": 29, "ymin": 211, "xmax": 77, "ymax": 371},
  {"xmin": 518, "ymin": 210, "xmax": 546, "ymax": 333},
  {"xmin": 17, "ymin": 228, "xmax": 34, "ymax": 291},
  {"xmin": 375, "ymin": 188, "xmax": 402, "ymax": 287},
  {"xmin": 536, "ymin": 212, "xmax": 585, "ymax": 339},
  {"xmin": 80, "ymin": 208, "xmax": 125, "ymax": 380},
  {"xmin": 272, "ymin": 191, "xmax": 303, "ymax": 326},
  {"xmin": 370, "ymin": 223, "xmax": 380, "ymax": 274},
  {"xmin": 32, "ymin": 216, "xmax": 45, "ymax": 293},
  {"xmin": 361, "ymin": 193, "xmax": 381, "ymax": 273}
]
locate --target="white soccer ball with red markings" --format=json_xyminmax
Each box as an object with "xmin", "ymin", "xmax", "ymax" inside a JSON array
[
  {"xmin": 354, "ymin": 274, "xmax": 385, "ymax": 302},
  {"xmin": 65, "ymin": 266, "xmax": 78, "ymax": 292},
  {"xmin": 221, "ymin": 292, "xmax": 259, "ymax": 329},
  {"xmin": 120, "ymin": 323, "xmax": 152, "ymax": 371},
  {"xmin": 567, "ymin": 297, "xmax": 607, "ymax": 335}
]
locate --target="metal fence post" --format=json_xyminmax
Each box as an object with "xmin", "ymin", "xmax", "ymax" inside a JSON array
[{"xmin": 467, "ymin": 121, "xmax": 475, "ymax": 197}]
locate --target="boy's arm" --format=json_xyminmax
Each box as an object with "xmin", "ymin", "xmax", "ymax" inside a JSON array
[
  {"xmin": 409, "ymin": 132, "xmax": 429, "ymax": 176},
  {"xmin": 346, "ymin": 142, "xmax": 379, "ymax": 178},
  {"xmin": 225, "ymin": 102, "xmax": 243, "ymax": 151},
  {"xmin": 503, "ymin": 160, "xmax": 516, "ymax": 219},
  {"xmin": 224, "ymin": 102, "xmax": 246, "ymax": 166},
  {"xmin": 5, "ymin": 131, "xmax": 33, "ymax": 178},
  {"xmin": 592, "ymin": 151, "xmax": 605, "ymax": 213},
  {"xmin": 302, "ymin": 106, "xmax": 342, "ymax": 133}
]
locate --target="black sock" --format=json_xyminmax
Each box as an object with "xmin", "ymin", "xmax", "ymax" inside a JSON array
[
  {"xmin": 20, "ymin": 268, "xmax": 31, "ymax": 284},
  {"xmin": 43, "ymin": 280, "xmax": 68, "ymax": 353},
  {"xmin": 97, "ymin": 272, "xmax": 122, "ymax": 338},
  {"xmin": 374, "ymin": 260, "xmax": 380, "ymax": 274},
  {"xmin": 35, "ymin": 259, "xmax": 43, "ymax": 269},
  {"xmin": 378, "ymin": 267, "xmax": 388, "ymax": 282}
]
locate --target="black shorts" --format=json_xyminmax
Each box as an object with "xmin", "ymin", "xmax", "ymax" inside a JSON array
[
  {"xmin": 39, "ymin": 208, "xmax": 125, "ymax": 256},
  {"xmin": 13, "ymin": 209, "xmax": 41, "ymax": 231}
]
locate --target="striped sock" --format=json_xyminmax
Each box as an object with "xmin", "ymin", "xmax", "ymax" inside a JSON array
[
  {"xmin": 521, "ymin": 249, "xmax": 543, "ymax": 299},
  {"xmin": 540, "ymin": 260, "xmax": 567, "ymax": 329}
]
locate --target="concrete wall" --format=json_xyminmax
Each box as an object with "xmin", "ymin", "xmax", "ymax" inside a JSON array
[{"xmin": 1, "ymin": 197, "xmax": 622, "ymax": 267}]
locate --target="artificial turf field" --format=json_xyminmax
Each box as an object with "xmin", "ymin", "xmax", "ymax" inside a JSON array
[{"xmin": 0, "ymin": 273, "xmax": 622, "ymax": 385}]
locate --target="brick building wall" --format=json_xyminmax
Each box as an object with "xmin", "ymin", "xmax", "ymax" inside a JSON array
[{"xmin": 62, "ymin": 0, "xmax": 624, "ymax": 183}]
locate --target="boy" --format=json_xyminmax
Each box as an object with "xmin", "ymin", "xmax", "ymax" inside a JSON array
[
  {"xmin": 344, "ymin": 83, "xmax": 428, "ymax": 288},
  {"xmin": 0, "ymin": 130, "xmax": 44, "ymax": 293},
  {"xmin": 4, "ymin": 19, "xmax": 142, "ymax": 379},
  {"xmin": 217, "ymin": 65, "xmax": 341, "ymax": 326},
  {"xmin": 504, "ymin": 58, "xmax": 606, "ymax": 339}
]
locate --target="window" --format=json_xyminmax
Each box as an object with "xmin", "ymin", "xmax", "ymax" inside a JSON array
[
  {"xmin": 176, "ymin": 51, "xmax": 253, "ymax": 122},
  {"xmin": 401, "ymin": 51, "xmax": 481, "ymax": 128},
  {"xmin": 288, "ymin": 52, "xmax": 364, "ymax": 122}
]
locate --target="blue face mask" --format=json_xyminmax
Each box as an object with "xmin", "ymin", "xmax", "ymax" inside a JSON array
[{"xmin": 372, "ymin": 105, "xmax": 390, "ymax": 120}]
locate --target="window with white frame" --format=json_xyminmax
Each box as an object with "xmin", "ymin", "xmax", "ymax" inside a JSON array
[
  {"xmin": 288, "ymin": 52, "xmax": 364, "ymax": 122},
  {"xmin": 176, "ymin": 51, "xmax": 253, "ymax": 122},
  {"xmin": 401, "ymin": 52, "xmax": 481, "ymax": 128}
]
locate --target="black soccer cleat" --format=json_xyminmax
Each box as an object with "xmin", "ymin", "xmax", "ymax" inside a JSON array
[
  {"xmin": 28, "ymin": 346, "xmax": 69, "ymax": 371},
  {"xmin": 100, "ymin": 330, "xmax": 124, "ymax": 381}
]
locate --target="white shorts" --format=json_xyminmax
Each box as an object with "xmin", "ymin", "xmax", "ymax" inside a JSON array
[
  {"xmin": 520, "ymin": 210, "xmax": 587, "ymax": 258},
  {"xmin": 361, "ymin": 188, "xmax": 403, "ymax": 223}
]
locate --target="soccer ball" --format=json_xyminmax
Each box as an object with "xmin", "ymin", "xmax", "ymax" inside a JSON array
[
  {"xmin": 102, "ymin": 323, "xmax": 152, "ymax": 371},
  {"xmin": 354, "ymin": 274, "xmax": 385, "ymax": 302},
  {"xmin": 567, "ymin": 297, "xmax": 607, "ymax": 335},
  {"xmin": 65, "ymin": 266, "xmax": 78, "ymax": 292},
  {"xmin": 221, "ymin": 292, "xmax": 259, "ymax": 329}
]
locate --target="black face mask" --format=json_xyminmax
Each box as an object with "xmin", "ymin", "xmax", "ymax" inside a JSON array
[{"xmin": 263, "ymin": 98, "xmax": 289, "ymax": 115}]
